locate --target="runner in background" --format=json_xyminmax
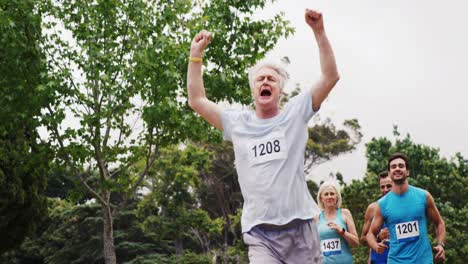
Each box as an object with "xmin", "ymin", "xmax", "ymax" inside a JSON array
[
  {"xmin": 360, "ymin": 171, "xmax": 392, "ymax": 263},
  {"xmin": 315, "ymin": 182, "xmax": 359, "ymax": 263},
  {"xmin": 367, "ymin": 153, "xmax": 446, "ymax": 263}
]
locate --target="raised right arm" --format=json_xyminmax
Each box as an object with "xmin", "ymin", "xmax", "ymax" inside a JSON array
[
  {"xmin": 187, "ymin": 30, "xmax": 223, "ymax": 130},
  {"xmin": 304, "ymin": 9, "xmax": 340, "ymax": 112}
]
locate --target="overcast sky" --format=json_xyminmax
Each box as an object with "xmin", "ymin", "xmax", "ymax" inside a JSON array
[{"xmin": 255, "ymin": 0, "xmax": 468, "ymax": 183}]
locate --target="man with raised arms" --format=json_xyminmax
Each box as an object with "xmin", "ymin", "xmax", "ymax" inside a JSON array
[{"xmin": 187, "ymin": 8, "xmax": 339, "ymax": 263}]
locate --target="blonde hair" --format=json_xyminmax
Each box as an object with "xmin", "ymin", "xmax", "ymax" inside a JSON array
[
  {"xmin": 248, "ymin": 61, "xmax": 289, "ymax": 92},
  {"xmin": 317, "ymin": 182, "xmax": 342, "ymax": 210}
]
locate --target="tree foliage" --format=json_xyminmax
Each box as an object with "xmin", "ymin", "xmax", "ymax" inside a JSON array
[
  {"xmin": 0, "ymin": 0, "xmax": 51, "ymax": 254},
  {"xmin": 138, "ymin": 144, "xmax": 222, "ymax": 256},
  {"xmin": 305, "ymin": 118, "xmax": 362, "ymax": 175},
  {"xmin": 1, "ymin": 198, "xmax": 171, "ymax": 264}
]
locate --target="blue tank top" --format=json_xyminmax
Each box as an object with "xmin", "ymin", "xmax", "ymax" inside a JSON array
[
  {"xmin": 378, "ymin": 185, "xmax": 432, "ymax": 264},
  {"xmin": 317, "ymin": 208, "xmax": 353, "ymax": 264},
  {"xmin": 370, "ymin": 222, "xmax": 389, "ymax": 264}
]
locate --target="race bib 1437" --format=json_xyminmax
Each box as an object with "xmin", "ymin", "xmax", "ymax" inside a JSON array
[{"xmin": 321, "ymin": 238, "xmax": 341, "ymax": 256}]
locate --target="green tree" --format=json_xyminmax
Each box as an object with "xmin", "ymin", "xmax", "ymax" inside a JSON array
[
  {"xmin": 196, "ymin": 141, "xmax": 242, "ymax": 259},
  {"xmin": 305, "ymin": 118, "xmax": 362, "ymax": 175},
  {"xmin": 0, "ymin": 0, "xmax": 51, "ymax": 254},
  {"xmin": 138, "ymin": 144, "xmax": 223, "ymax": 257},
  {"xmin": 0, "ymin": 197, "xmax": 180, "ymax": 264},
  {"xmin": 35, "ymin": 0, "xmax": 292, "ymax": 263},
  {"xmin": 342, "ymin": 132, "xmax": 468, "ymax": 263}
]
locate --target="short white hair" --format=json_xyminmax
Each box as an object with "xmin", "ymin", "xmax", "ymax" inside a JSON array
[
  {"xmin": 317, "ymin": 182, "xmax": 342, "ymax": 210},
  {"xmin": 248, "ymin": 60, "xmax": 289, "ymax": 91}
]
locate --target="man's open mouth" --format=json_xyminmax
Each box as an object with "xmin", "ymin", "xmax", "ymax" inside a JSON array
[{"xmin": 260, "ymin": 88, "xmax": 271, "ymax": 96}]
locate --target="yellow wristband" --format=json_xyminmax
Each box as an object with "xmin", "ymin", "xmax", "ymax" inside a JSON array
[{"xmin": 189, "ymin": 57, "xmax": 202, "ymax": 62}]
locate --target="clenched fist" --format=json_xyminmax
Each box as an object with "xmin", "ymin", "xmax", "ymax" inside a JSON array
[
  {"xmin": 190, "ymin": 30, "xmax": 212, "ymax": 58},
  {"xmin": 305, "ymin": 9, "xmax": 324, "ymax": 34}
]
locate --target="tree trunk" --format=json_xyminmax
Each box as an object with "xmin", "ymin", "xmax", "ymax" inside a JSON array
[
  {"xmin": 175, "ymin": 238, "xmax": 183, "ymax": 256},
  {"xmin": 102, "ymin": 192, "xmax": 117, "ymax": 264},
  {"xmin": 223, "ymin": 225, "xmax": 228, "ymax": 264}
]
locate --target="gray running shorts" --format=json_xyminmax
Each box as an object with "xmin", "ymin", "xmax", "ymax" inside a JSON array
[{"xmin": 243, "ymin": 218, "xmax": 323, "ymax": 264}]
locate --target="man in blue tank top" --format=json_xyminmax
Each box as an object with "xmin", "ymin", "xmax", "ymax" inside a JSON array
[
  {"xmin": 367, "ymin": 153, "xmax": 446, "ymax": 264},
  {"xmin": 360, "ymin": 171, "xmax": 392, "ymax": 263}
]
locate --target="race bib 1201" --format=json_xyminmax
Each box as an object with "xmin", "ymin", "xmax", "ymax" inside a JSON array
[
  {"xmin": 321, "ymin": 238, "xmax": 341, "ymax": 256},
  {"xmin": 248, "ymin": 132, "xmax": 287, "ymax": 166},
  {"xmin": 395, "ymin": 220, "xmax": 420, "ymax": 242}
]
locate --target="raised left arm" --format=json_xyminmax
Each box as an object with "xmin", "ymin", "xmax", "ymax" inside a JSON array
[
  {"xmin": 305, "ymin": 9, "xmax": 340, "ymax": 112},
  {"xmin": 426, "ymin": 192, "xmax": 446, "ymax": 262}
]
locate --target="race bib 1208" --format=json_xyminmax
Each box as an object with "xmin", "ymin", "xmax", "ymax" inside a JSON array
[
  {"xmin": 395, "ymin": 220, "xmax": 420, "ymax": 242},
  {"xmin": 248, "ymin": 132, "xmax": 287, "ymax": 166},
  {"xmin": 321, "ymin": 238, "xmax": 341, "ymax": 256}
]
